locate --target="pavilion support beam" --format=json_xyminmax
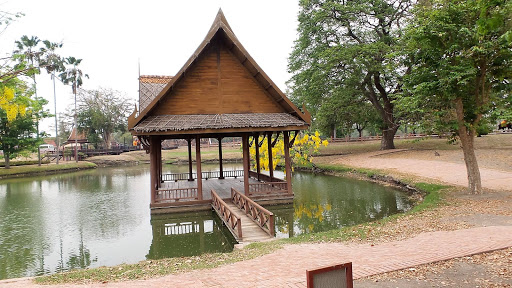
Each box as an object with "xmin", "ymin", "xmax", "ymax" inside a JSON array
[
  {"xmin": 267, "ymin": 132, "xmax": 274, "ymax": 180},
  {"xmin": 187, "ymin": 138, "xmax": 193, "ymax": 181},
  {"xmin": 158, "ymin": 139, "xmax": 162, "ymax": 187},
  {"xmin": 255, "ymin": 134, "xmax": 261, "ymax": 181},
  {"xmin": 195, "ymin": 136, "xmax": 203, "ymax": 201},
  {"xmin": 218, "ymin": 137, "xmax": 224, "ymax": 179},
  {"xmin": 149, "ymin": 136, "xmax": 161, "ymax": 205},
  {"xmin": 242, "ymin": 134, "xmax": 250, "ymax": 195},
  {"xmin": 284, "ymin": 131, "xmax": 293, "ymax": 195}
]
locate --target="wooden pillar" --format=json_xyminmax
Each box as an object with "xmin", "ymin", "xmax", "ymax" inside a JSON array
[
  {"xmin": 255, "ymin": 134, "xmax": 261, "ymax": 181},
  {"xmin": 242, "ymin": 134, "xmax": 250, "ymax": 195},
  {"xmin": 195, "ymin": 135, "xmax": 203, "ymax": 200},
  {"xmin": 149, "ymin": 136, "xmax": 160, "ymax": 205},
  {"xmin": 218, "ymin": 137, "xmax": 224, "ymax": 179},
  {"xmin": 267, "ymin": 132, "xmax": 274, "ymax": 180},
  {"xmin": 157, "ymin": 139, "xmax": 162, "ymax": 187},
  {"xmin": 187, "ymin": 138, "xmax": 193, "ymax": 181},
  {"xmin": 284, "ymin": 131, "xmax": 293, "ymax": 195}
]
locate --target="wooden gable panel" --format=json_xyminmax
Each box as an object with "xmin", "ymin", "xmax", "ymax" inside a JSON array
[{"xmin": 152, "ymin": 42, "xmax": 284, "ymax": 116}]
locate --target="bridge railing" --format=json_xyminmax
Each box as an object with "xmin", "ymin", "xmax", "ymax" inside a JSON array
[
  {"xmin": 231, "ymin": 188, "xmax": 275, "ymax": 237},
  {"xmin": 211, "ymin": 189, "xmax": 242, "ymax": 240}
]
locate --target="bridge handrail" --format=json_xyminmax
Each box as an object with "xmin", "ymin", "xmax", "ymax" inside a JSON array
[
  {"xmin": 231, "ymin": 188, "xmax": 275, "ymax": 237},
  {"xmin": 211, "ymin": 189, "xmax": 242, "ymax": 240}
]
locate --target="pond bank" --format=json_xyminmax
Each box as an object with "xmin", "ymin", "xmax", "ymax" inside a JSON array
[{"xmin": 0, "ymin": 162, "xmax": 97, "ymax": 179}]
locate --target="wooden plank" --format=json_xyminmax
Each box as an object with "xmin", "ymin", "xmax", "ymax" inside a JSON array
[{"xmin": 151, "ymin": 42, "xmax": 285, "ymax": 116}]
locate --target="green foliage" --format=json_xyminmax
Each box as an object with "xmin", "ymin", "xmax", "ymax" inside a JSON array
[
  {"xmin": 288, "ymin": 0, "xmax": 414, "ymax": 149},
  {"xmin": 76, "ymin": 88, "xmax": 132, "ymax": 148},
  {"xmin": 0, "ymin": 78, "xmax": 47, "ymax": 168},
  {"xmin": 403, "ymin": 0, "xmax": 512, "ymax": 134},
  {"xmin": 59, "ymin": 57, "xmax": 88, "ymax": 94}
]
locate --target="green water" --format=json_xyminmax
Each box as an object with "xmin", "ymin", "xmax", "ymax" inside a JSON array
[{"xmin": 0, "ymin": 164, "xmax": 411, "ymax": 280}]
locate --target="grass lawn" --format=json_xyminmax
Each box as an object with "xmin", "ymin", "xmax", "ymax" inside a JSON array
[{"xmin": 0, "ymin": 161, "xmax": 97, "ymax": 179}]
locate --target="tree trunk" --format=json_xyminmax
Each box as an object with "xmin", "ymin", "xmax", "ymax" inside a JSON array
[
  {"xmin": 4, "ymin": 153, "xmax": 10, "ymax": 169},
  {"xmin": 380, "ymin": 126, "xmax": 397, "ymax": 150},
  {"xmin": 358, "ymin": 129, "xmax": 363, "ymax": 138},
  {"xmin": 455, "ymin": 98, "xmax": 482, "ymax": 194},
  {"xmin": 459, "ymin": 131, "xmax": 482, "ymax": 194}
]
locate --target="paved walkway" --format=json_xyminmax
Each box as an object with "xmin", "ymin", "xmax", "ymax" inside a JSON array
[{"xmin": 2, "ymin": 226, "xmax": 512, "ymax": 287}]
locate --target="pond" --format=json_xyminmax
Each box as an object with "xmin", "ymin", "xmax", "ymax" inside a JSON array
[{"xmin": 0, "ymin": 164, "xmax": 412, "ymax": 280}]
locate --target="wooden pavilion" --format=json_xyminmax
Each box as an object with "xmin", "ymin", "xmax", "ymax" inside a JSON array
[{"xmin": 128, "ymin": 9, "xmax": 311, "ymax": 213}]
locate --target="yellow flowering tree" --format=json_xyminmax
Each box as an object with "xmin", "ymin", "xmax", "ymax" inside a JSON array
[
  {"xmin": 0, "ymin": 79, "xmax": 43, "ymax": 168},
  {"xmin": 249, "ymin": 131, "xmax": 328, "ymax": 172}
]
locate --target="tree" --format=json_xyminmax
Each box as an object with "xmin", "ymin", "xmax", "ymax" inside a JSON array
[
  {"xmin": 76, "ymin": 88, "xmax": 132, "ymax": 148},
  {"xmin": 249, "ymin": 131, "xmax": 329, "ymax": 171},
  {"xmin": 288, "ymin": 0, "xmax": 413, "ymax": 150},
  {"xmin": 0, "ymin": 79, "xmax": 45, "ymax": 168},
  {"xmin": 404, "ymin": 0, "xmax": 512, "ymax": 193},
  {"xmin": 59, "ymin": 57, "xmax": 88, "ymax": 161}
]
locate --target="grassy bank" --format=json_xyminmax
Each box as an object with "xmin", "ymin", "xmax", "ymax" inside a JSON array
[
  {"xmin": 0, "ymin": 162, "xmax": 97, "ymax": 179},
  {"xmin": 35, "ymin": 171, "xmax": 448, "ymax": 285}
]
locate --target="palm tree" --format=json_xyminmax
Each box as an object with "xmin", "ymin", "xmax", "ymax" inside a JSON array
[
  {"xmin": 59, "ymin": 57, "xmax": 88, "ymax": 162},
  {"xmin": 15, "ymin": 35, "xmax": 43, "ymax": 165},
  {"xmin": 40, "ymin": 40, "xmax": 64, "ymax": 164}
]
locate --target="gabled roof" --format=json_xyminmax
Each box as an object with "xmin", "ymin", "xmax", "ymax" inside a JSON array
[
  {"xmin": 66, "ymin": 127, "xmax": 88, "ymax": 144},
  {"xmin": 129, "ymin": 9, "xmax": 311, "ymax": 133}
]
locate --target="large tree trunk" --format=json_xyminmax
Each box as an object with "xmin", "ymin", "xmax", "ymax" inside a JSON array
[
  {"xmin": 455, "ymin": 98, "xmax": 482, "ymax": 194},
  {"xmin": 4, "ymin": 153, "xmax": 10, "ymax": 169},
  {"xmin": 381, "ymin": 126, "xmax": 397, "ymax": 150}
]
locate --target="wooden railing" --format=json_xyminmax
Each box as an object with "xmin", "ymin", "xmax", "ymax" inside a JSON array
[
  {"xmin": 161, "ymin": 170, "xmax": 244, "ymax": 182},
  {"xmin": 156, "ymin": 187, "xmax": 198, "ymax": 202},
  {"xmin": 161, "ymin": 173, "xmax": 192, "ymax": 182},
  {"xmin": 231, "ymin": 188, "xmax": 275, "ymax": 237},
  {"xmin": 329, "ymin": 134, "xmax": 442, "ymax": 143},
  {"xmin": 249, "ymin": 182, "xmax": 288, "ymax": 196},
  {"xmin": 211, "ymin": 189, "xmax": 242, "ymax": 240},
  {"xmin": 248, "ymin": 171, "xmax": 284, "ymax": 183}
]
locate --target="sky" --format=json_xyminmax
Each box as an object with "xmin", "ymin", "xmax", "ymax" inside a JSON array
[{"xmin": 0, "ymin": 0, "xmax": 300, "ymax": 136}]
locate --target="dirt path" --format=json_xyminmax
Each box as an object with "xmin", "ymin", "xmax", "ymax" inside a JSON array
[{"xmin": 328, "ymin": 149, "xmax": 512, "ymax": 191}]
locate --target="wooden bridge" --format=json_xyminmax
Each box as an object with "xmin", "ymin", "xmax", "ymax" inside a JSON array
[{"xmin": 211, "ymin": 188, "xmax": 275, "ymax": 243}]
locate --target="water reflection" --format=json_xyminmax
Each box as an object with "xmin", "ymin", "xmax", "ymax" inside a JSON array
[
  {"xmin": 147, "ymin": 212, "xmax": 236, "ymax": 259},
  {"xmin": 271, "ymin": 172, "xmax": 412, "ymax": 237},
  {"xmin": 0, "ymin": 166, "xmax": 152, "ymax": 280}
]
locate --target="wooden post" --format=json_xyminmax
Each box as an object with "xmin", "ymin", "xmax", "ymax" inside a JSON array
[
  {"xmin": 187, "ymin": 138, "xmax": 193, "ymax": 181},
  {"xmin": 195, "ymin": 135, "xmax": 203, "ymax": 200},
  {"xmin": 255, "ymin": 134, "xmax": 261, "ymax": 181},
  {"xmin": 267, "ymin": 132, "xmax": 274, "ymax": 180},
  {"xmin": 284, "ymin": 131, "xmax": 293, "ymax": 195},
  {"xmin": 242, "ymin": 134, "xmax": 250, "ymax": 195},
  {"xmin": 218, "ymin": 137, "xmax": 224, "ymax": 179},
  {"xmin": 149, "ymin": 136, "xmax": 159, "ymax": 205},
  {"xmin": 157, "ymin": 139, "xmax": 162, "ymax": 187}
]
